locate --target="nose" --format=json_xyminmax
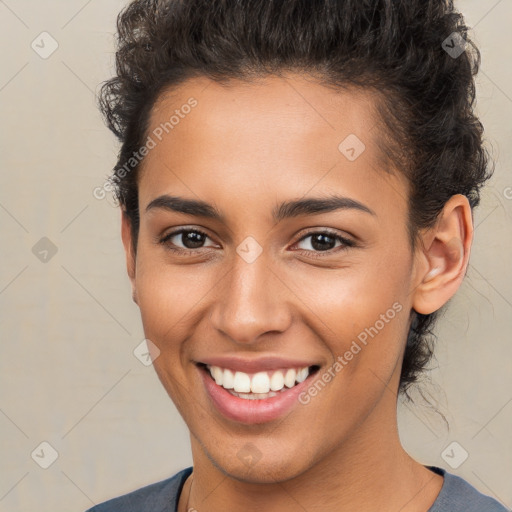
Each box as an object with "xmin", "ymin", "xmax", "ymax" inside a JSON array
[{"xmin": 209, "ymin": 253, "xmax": 292, "ymax": 345}]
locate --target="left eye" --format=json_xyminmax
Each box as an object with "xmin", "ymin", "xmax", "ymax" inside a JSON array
[{"xmin": 295, "ymin": 231, "xmax": 353, "ymax": 253}]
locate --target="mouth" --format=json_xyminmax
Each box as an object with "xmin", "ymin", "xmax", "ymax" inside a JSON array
[
  {"xmin": 200, "ymin": 363, "xmax": 320, "ymax": 399},
  {"xmin": 196, "ymin": 362, "xmax": 320, "ymax": 424}
]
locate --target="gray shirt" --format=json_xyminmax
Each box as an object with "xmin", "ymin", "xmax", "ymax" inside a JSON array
[{"xmin": 86, "ymin": 466, "xmax": 509, "ymax": 511}]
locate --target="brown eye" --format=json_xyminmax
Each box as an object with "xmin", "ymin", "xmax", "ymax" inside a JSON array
[
  {"xmin": 160, "ymin": 228, "xmax": 217, "ymax": 253},
  {"xmin": 294, "ymin": 230, "xmax": 355, "ymax": 258}
]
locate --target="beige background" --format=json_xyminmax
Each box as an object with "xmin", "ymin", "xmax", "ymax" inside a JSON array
[{"xmin": 0, "ymin": 1, "xmax": 511, "ymax": 510}]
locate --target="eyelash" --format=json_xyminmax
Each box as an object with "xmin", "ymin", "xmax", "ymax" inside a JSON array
[{"xmin": 158, "ymin": 227, "xmax": 356, "ymax": 259}]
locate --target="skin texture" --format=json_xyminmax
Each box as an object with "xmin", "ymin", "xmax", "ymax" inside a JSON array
[{"xmin": 120, "ymin": 74, "xmax": 473, "ymax": 511}]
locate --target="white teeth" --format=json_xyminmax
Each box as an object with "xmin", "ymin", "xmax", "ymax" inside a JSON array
[
  {"xmin": 233, "ymin": 371, "xmax": 251, "ymax": 393},
  {"xmin": 211, "ymin": 366, "xmax": 223, "ymax": 385},
  {"xmin": 284, "ymin": 368, "xmax": 297, "ymax": 388},
  {"xmin": 269, "ymin": 371, "xmax": 285, "ymax": 391},
  {"xmin": 296, "ymin": 367, "xmax": 308, "ymax": 383},
  {"xmin": 223, "ymin": 369, "xmax": 234, "ymax": 389},
  {"xmin": 206, "ymin": 365, "xmax": 312, "ymax": 396},
  {"xmin": 251, "ymin": 372, "xmax": 270, "ymax": 394}
]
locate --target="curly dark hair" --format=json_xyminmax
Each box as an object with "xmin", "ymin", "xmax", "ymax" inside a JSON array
[{"xmin": 99, "ymin": 0, "xmax": 493, "ymax": 396}]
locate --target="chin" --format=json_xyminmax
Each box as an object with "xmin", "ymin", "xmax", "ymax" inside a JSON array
[
  {"xmin": 221, "ymin": 459, "xmax": 307, "ymax": 485},
  {"xmin": 202, "ymin": 438, "xmax": 321, "ymax": 485}
]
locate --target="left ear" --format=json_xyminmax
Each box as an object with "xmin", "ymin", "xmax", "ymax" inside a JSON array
[{"xmin": 412, "ymin": 194, "xmax": 473, "ymax": 315}]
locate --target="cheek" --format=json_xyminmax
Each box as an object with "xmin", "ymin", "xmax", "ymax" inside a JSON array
[
  {"xmin": 288, "ymin": 246, "xmax": 412, "ymax": 378},
  {"xmin": 134, "ymin": 248, "xmax": 216, "ymax": 341},
  {"xmin": 290, "ymin": 268, "xmax": 410, "ymax": 437}
]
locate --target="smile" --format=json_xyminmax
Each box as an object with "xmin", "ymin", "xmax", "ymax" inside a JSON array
[
  {"xmin": 206, "ymin": 365, "xmax": 312, "ymax": 399},
  {"xmin": 198, "ymin": 362, "xmax": 320, "ymax": 424}
]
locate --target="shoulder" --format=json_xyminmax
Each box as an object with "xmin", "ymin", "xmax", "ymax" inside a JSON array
[
  {"xmin": 85, "ymin": 467, "xmax": 193, "ymax": 512},
  {"xmin": 428, "ymin": 466, "xmax": 509, "ymax": 512}
]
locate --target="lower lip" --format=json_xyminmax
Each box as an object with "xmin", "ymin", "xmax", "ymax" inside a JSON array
[{"xmin": 199, "ymin": 366, "xmax": 314, "ymax": 424}]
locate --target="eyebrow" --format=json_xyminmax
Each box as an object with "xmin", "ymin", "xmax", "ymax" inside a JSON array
[{"xmin": 145, "ymin": 194, "xmax": 376, "ymax": 221}]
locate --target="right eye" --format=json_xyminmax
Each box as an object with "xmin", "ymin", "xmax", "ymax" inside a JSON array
[{"xmin": 159, "ymin": 228, "xmax": 218, "ymax": 255}]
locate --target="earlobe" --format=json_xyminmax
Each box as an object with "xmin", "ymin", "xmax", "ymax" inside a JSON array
[
  {"xmin": 412, "ymin": 194, "xmax": 473, "ymax": 315},
  {"xmin": 120, "ymin": 210, "xmax": 138, "ymax": 305}
]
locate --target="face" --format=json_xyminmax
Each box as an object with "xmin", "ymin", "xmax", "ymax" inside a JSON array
[{"xmin": 123, "ymin": 74, "xmax": 422, "ymax": 483}]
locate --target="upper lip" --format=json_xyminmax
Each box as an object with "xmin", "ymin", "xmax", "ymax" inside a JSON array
[{"xmin": 197, "ymin": 355, "xmax": 320, "ymax": 373}]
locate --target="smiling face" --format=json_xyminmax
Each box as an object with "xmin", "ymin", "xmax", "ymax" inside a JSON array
[{"xmin": 122, "ymin": 74, "xmax": 425, "ymax": 483}]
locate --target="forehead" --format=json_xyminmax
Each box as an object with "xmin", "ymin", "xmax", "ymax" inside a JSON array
[
  {"xmin": 148, "ymin": 74, "xmax": 380, "ymax": 151},
  {"xmin": 138, "ymin": 74, "xmax": 409, "ymax": 224}
]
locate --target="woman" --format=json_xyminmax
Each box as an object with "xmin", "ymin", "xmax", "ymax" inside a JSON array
[{"xmin": 88, "ymin": 0, "xmax": 507, "ymax": 510}]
